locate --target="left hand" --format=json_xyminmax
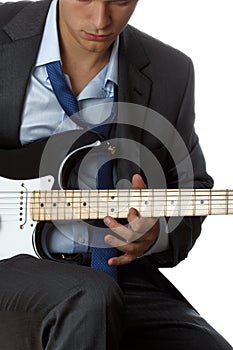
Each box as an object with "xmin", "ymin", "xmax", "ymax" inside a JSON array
[{"xmin": 103, "ymin": 174, "xmax": 160, "ymax": 266}]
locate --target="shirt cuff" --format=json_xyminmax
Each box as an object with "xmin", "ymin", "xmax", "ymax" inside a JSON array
[{"xmin": 140, "ymin": 217, "xmax": 169, "ymax": 257}]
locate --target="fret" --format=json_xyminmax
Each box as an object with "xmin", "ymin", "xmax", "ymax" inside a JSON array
[
  {"xmin": 209, "ymin": 189, "xmax": 212, "ymax": 215},
  {"xmin": 165, "ymin": 189, "xmax": 168, "ymax": 217},
  {"xmin": 228, "ymin": 190, "xmax": 233, "ymax": 215},
  {"xmin": 166, "ymin": 190, "xmax": 180, "ymax": 216},
  {"xmin": 80, "ymin": 190, "xmax": 90, "ymax": 220},
  {"xmin": 140, "ymin": 189, "xmax": 153, "ymax": 217},
  {"xmin": 107, "ymin": 190, "xmax": 119, "ymax": 218},
  {"xmin": 64, "ymin": 190, "xmax": 74, "ymax": 220},
  {"xmin": 128, "ymin": 189, "xmax": 139, "ymax": 214},
  {"xmin": 50, "ymin": 190, "xmax": 59, "ymax": 220},
  {"xmin": 35, "ymin": 190, "xmax": 42, "ymax": 221},
  {"xmin": 152, "ymin": 190, "xmax": 166, "ymax": 217},
  {"xmin": 44, "ymin": 190, "xmax": 51, "ymax": 221},
  {"xmin": 178, "ymin": 189, "xmax": 181, "ymax": 216},
  {"xmin": 31, "ymin": 191, "xmax": 37, "ymax": 221},
  {"xmin": 194, "ymin": 189, "xmax": 210, "ymax": 216},
  {"xmin": 209, "ymin": 191, "xmax": 227, "ymax": 215},
  {"xmin": 56, "ymin": 190, "xmax": 65, "ymax": 220},
  {"xmin": 177, "ymin": 190, "xmax": 194, "ymax": 217},
  {"xmin": 88, "ymin": 190, "xmax": 98, "ymax": 219},
  {"xmin": 97, "ymin": 190, "xmax": 109, "ymax": 219},
  {"xmin": 226, "ymin": 190, "xmax": 229, "ymax": 215},
  {"xmin": 118, "ymin": 189, "xmax": 130, "ymax": 218},
  {"xmin": 193, "ymin": 189, "xmax": 196, "ymax": 216},
  {"xmin": 39, "ymin": 190, "xmax": 47, "ymax": 221},
  {"xmin": 72, "ymin": 190, "xmax": 81, "ymax": 220},
  {"xmin": 151, "ymin": 189, "xmax": 155, "ymax": 218}
]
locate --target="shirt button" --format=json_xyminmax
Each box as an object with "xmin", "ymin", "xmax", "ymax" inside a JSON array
[{"xmin": 78, "ymin": 237, "xmax": 85, "ymax": 244}]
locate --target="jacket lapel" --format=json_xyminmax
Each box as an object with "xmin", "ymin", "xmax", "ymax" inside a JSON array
[
  {"xmin": 118, "ymin": 25, "xmax": 152, "ymax": 106},
  {"xmin": 0, "ymin": 0, "xmax": 52, "ymax": 148},
  {"xmin": 115, "ymin": 26, "xmax": 153, "ymax": 186}
]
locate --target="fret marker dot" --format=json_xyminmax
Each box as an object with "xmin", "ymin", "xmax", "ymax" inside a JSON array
[
  {"xmin": 200, "ymin": 200, "xmax": 204, "ymax": 204},
  {"xmin": 145, "ymin": 201, "xmax": 149, "ymax": 205},
  {"xmin": 171, "ymin": 200, "xmax": 174, "ymax": 205},
  {"xmin": 67, "ymin": 202, "xmax": 71, "ymax": 207},
  {"xmin": 111, "ymin": 208, "xmax": 115, "ymax": 212},
  {"xmin": 111, "ymin": 196, "xmax": 115, "ymax": 200},
  {"xmin": 82, "ymin": 202, "xmax": 87, "ymax": 207},
  {"xmin": 40, "ymin": 203, "xmax": 44, "ymax": 207},
  {"xmin": 53, "ymin": 203, "xmax": 57, "ymax": 207}
]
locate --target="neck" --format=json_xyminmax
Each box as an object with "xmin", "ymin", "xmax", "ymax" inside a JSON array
[
  {"xmin": 58, "ymin": 20, "xmax": 112, "ymax": 95},
  {"xmin": 60, "ymin": 41, "xmax": 111, "ymax": 95},
  {"xmin": 61, "ymin": 46, "xmax": 111, "ymax": 75}
]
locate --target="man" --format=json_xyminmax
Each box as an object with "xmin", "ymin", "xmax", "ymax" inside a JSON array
[{"xmin": 0, "ymin": 0, "xmax": 231, "ymax": 349}]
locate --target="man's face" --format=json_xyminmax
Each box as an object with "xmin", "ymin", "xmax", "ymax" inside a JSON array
[{"xmin": 58, "ymin": 0, "xmax": 138, "ymax": 54}]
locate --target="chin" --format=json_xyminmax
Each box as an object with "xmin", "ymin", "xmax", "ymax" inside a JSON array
[{"xmin": 84, "ymin": 42, "xmax": 112, "ymax": 54}]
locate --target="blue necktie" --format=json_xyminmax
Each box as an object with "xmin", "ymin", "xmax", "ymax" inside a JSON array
[
  {"xmin": 46, "ymin": 61, "xmax": 118, "ymax": 280},
  {"xmin": 46, "ymin": 61, "xmax": 79, "ymax": 117},
  {"xmin": 91, "ymin": 123, "xmax": 118, "ymax": 280}
]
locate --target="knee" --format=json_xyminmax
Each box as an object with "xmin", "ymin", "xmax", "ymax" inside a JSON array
[{"xmin": 82, "ymin": 268, "xmax": 125, "ymax": 315}]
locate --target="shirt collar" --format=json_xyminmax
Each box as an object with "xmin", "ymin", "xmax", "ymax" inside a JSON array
[
  {"xmin": 35, "ymin": 0, "xmax": 118, "ymax": 87},
  {"xmin": 35, "ymin": 0, "xmax": 60, "ymax": 66},
  {"xmin": 105, "ymin": 37, "xmax": 119, "ymax": 87}
]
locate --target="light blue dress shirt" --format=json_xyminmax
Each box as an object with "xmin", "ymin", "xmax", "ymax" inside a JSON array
[{"xmin": 20, "ymin": 0, "xmax": 168, "ymax": 255}]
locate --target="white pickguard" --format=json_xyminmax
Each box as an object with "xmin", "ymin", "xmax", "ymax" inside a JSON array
[{"xmin": 0, "ymin": 175, "xmax": 54, "ymax": 260}]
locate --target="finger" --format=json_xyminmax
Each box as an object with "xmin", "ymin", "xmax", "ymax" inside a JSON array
[
  {"xmin": 107, "ymin": 226, "xmax": 161, "ymax": 266},
  {"xmin": 108, "ymin": 240, "xmax": 144, "ymax": 265},
  {"xmin": 128, "ymin": 207, "xmax": 157, "ymax": 235},
  {"xmin": 104, "ymin": 216, "xmax": 141, "ymax": 243},
  {"xmin": 127, "ymin": 207, "xmax": 146, "ymax": 234},
  {"xmin": 132, "ymin": 174, "xmax": 147, "ymax": 190},
  {"xmin": 108, "ymin": 253, "xmax": 137, "ymax": 266},
  {"xmin": 104, "ymin": 233, "xmax": 129, "ymax": 249},
  {"xmin": 108, "ymin": 236, "xmax": 152, "ymax": 266}
]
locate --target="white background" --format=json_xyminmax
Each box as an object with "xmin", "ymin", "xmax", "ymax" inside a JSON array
[
  {"xmin": 130, "ymin": 0, "xmax": 233, "ymax": 345},
  {"xmin": 1, "ymin": 0, "xmax": 232, "ymax": 346}
]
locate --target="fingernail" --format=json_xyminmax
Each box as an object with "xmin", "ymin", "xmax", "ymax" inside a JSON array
[
  {"xmin": 104, "ymin": 217, "xmax": 111, "ymax": 225},
  {"xmin": 106, "ymin": 236, "xmax": 112, "ymax": 243}
]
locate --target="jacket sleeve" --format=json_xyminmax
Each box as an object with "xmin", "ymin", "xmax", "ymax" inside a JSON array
[{"xmin": 146, "ymin": 59, "xmax": 214, "ymax": 268}]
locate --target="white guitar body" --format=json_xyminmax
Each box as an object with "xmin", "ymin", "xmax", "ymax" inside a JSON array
[{"xmin": 0, "ymin": 175, "xmax": 54, "ymax": 260}]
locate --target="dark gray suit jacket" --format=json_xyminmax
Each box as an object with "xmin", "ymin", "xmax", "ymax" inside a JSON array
[{"xmin": 0, "ymin": 0, "xmax": 213, "ymax": 268}]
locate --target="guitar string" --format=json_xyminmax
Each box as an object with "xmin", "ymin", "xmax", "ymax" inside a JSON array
[
  {"xmin": 1, "ymin": 191, "xmax": 233, "ymax": 213},
  {"xmin": 0, "ymin": 190, "xmax": 233, "ymax": 197}
]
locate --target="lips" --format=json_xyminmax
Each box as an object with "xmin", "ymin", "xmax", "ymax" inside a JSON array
[{"xmin": 84, "ymin": 31, "xmax": 111, "ymax": 41}]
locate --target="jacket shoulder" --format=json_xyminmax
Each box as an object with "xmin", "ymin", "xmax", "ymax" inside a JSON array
[
  {"xmin": 124, "ymin": 25, "xmax": 193, "ymax": 82},
  {"xmin": 0, "ymin": 0, "xmax": 51, "ymax": 42},
  {"xmin": 126, "ymin": 25, "xmax": 191, "ymax": 65},
  {"xmin": 0, "ymin": 1, "xmax": 31, "ymax": 26}
]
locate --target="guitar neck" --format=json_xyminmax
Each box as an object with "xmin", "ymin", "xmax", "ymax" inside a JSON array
[{"xmin": 30, "ymin": 189, "xmax": 233, "ymax": 221}]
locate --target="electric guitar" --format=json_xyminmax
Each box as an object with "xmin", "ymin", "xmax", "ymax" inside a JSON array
[{"xmin": 0, "ymin": 130, "xmax": 232, "ymax": 260}]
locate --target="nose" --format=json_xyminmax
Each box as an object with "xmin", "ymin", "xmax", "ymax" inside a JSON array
[{"xmin": 91, "ymin": 2, "xmax": 111, "ymax": 30}]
